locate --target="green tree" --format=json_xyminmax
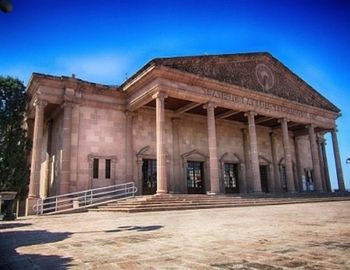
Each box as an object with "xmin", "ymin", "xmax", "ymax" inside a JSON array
[{"xmin": 0, "ymin": 76, "xmax": 30, "ymax": 198}]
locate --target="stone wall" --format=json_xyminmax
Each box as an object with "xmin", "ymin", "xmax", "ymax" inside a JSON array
[
  {"xmin": 74, "ymin": 105, "xmax": 126, "ymax": 190},
  {"xmin": 43, "ymin": 104, "xmax": 315, "ymax": 195}
]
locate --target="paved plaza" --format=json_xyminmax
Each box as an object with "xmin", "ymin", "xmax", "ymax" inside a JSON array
[{"xmin": 0, "ymin": 201, "xmax": 349, "ymax": 269}]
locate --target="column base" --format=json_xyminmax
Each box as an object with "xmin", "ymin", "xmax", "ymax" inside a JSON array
[
  {"xmin": 25, "ymin": 197, "xmax": 39, "ymax": 216},
  {"xmin": 207, "ymin": 191, "xmax": 222, "ymax": 196},
  {"xmin": 248, "ymin": 191, "xmax": 264, "ymax": 195},
  {"xmin": 155, "ymin": 191, "xmax": 169, "ymax": 196}
]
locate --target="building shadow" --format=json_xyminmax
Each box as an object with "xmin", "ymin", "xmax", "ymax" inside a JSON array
[
  {"xmin": 115, "ymin": 225, "xmax": 163, "ymax": 232},
  {"xmin": 0, "ymin": 230, "xmax": 73, "ymax": 269},
  {"xmin": 0, "ymin": 222, "xmax": 32, "ymax": 230},
  {"xmin": 75, "ymin": 225, "xmax": 163, "ymax": 234}
]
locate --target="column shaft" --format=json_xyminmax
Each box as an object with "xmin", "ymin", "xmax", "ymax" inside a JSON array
[
  {"xmin": 42, "ymin": 120, "xmax": 53, "ymax": 198},
  {"xmin": 317, "ymin": 136, "xmax": 327, "ymax": 191},
  {"xmin": 293, "ymin": 137, "xmax": 303, "ymax": 192},
  {"xmin": 125, "ymin": 111, "xmax": 135, "ymax": 182},
  {"xmin": 245, "ymin": 111, "xmax": 261, "ymax": 192},
  {"xmin": 331, "ymin": 129, "xmax": 345, "ymax": 191},
  {"xmin": 280, "ymin": 119, "xmax": 295, "ymax": 192},
  {"xmin": 308, "ymin": 125, "xmax": 323, "ymax": 191},
  {"xmin": 172, "ymin": 118, "xmax": 182, "ymax": 193},
  {"xmin": 270, "ymin": 132, "xmax": 279, "ymax": 193},
  {"xmin": 241, "ymin": 129, "xmax": 250, "ymax": 193},
  {"xmin": 205, "ymin": 102, "xmax": 220, "ymax": 194},
  {"xmin": 28, "ymin": 99, "xmax": 47, "ymax": 198},
  {"xmin": 321, "ymin": 140, "xmax": 331, "ymax": 192},
  {"xmin": 60, "ymin": 102, "xmax": 73, "ymax": 194},
  {"xmin": 154, "ymin": 92, "xmax": 168, "ymax": 194}
]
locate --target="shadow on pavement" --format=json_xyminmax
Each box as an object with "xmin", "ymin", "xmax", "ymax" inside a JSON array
[
  {"xmin": 0, "ymin": 222, "xmax": 32, "ymax": 230},
  {"xmin": 75, "ymin": 225, "xmax": 163, "ymax": 234},
  {"xmin": 0, "ymin": 230, "xmax": 73, "ymax": 269},
  {"xmin": 106, "ymin": 225, "xmax": 163, "ymax": 233}
]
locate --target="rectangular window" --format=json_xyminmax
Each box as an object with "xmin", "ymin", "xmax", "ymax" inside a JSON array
[
  {"xmin": 105, "ymin": 159, "xmax": 111, "ymax": 179},
  {"xmin": 93, "ymin": 158, "xmax": 99, "ymax": 179}
]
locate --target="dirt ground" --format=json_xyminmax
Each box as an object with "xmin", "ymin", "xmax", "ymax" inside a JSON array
[{"xmin": 0, "ymin": 201, "xmax": 349, "ymax": 269}]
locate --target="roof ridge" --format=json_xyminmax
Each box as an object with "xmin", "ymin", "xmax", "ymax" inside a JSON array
[{"xmin": 151, "ymin": 51, "xmax": 271, "ymax": 63}]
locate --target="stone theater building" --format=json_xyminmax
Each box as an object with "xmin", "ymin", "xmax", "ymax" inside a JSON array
[{"xmin": 25, "ymin": 52, "xmax": 346, "ymax": 212}]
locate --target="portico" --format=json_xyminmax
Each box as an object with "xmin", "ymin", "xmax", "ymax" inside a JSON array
[
  {"xmin": 122, "ymin": 54, "xmax": 343, "ymax": 196},
  {"xmin": 25, "ymin": 52, "xmax": 346, "ymax": 214}
]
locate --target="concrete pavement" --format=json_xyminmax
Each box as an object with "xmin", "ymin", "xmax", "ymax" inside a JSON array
[{"xmin": 1, "ymin": 201, "xmax": 349, "ymax": 269}]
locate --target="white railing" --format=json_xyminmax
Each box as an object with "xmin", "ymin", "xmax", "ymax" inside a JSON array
[{"xmin": 33, "ymin": 182, "xmax": 137, "ymax": 215}]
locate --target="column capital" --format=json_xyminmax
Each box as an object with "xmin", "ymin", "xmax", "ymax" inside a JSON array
[
  {"xmin": 171, "ymin": 117, "xmax": 182, "ymax": 123},
  {"xmin": 277, "ymin": 118, "xmax": 289, "ymax": 124},
  {"xmin": 152, "ymin": 91, "xmax": 168, "ymax": 100},
  {"xmin": 125, "ymin": 110, "xmax": 137, "ymax": 118},
  {"xmin": 244, "ymin": 111, "xmax": 257, "ymax": 118},
  {"xmin": 61, "ymin": 101, "xmax": 74, "ymax": 109},
  {"xmin": 33, "ymin": 98, "xmax": 48, "ymax": 109},
  {"xmin": 294, "ymin": 135, "xmax": 302, "ymax": 141},
  {"xmin": 269, "ymin": 131, "xmax": 278, "ymax": 138},
  {"xmin": 305, "ymin": 123, "xmax": 315, "ymax": 129},
  {"xmin": 203, "ymin": 101, "xmax": 216, "ymax": 110},
  {"xmin": 317, "ymin": 134, "xmax": 326, "ymax": 144}
]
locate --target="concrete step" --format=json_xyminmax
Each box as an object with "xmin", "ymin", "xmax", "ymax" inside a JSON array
[
  {"xmin": 91, "ymin": 199, "xmax": 345, "ymax": 213},
  {"xmin": 88, "ymin": 195, "xmax": 350, "ymax": 213}
]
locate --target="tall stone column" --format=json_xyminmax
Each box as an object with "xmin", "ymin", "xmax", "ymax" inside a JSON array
[
  {"xmin": 42, "ymin": 120, "xmax": 53, "ymax": 198},
  {"xmin": 321, "ymin": 139, "xmax": 331, "ymax": 192},
  {"xmin": 293, "ymin": 136, "xmax": 303, "ymax": 192},
  {"xmin": 245, "ymin": 111, "xmax": 261, "ymax": 192},
  {"xmin": 136, "ymin": 157, "xmax": 144, "ymax": 195},
  {"xmin": 26, "ymin": 99, "xmax": 47, "ymax": 215},
  {"xmin": 270, "ymin": 132, "xmax": 279, "ymax": 193},
  {"xmin": 153, "ymin": 92, "xmax": 168, "ymax": 195},
  {"xmin": 308, "ymin": 124, "xmax": 323, "ymax": 191},
  {"xmin": 317, "ymin": 135, "xmax": 327, "ymax": 191},
  {"xmin": 280, "ymin": 118, "xmax": 295, "ymax": 192},
  {"xmin": 28, "ymin": 99, "xmax": 48, "ymax": 198},
  {"xmin": 172, "ymin": 117, "xmax": 182, "ymax": 193},
  {"xmin": 125, "ymin": 111, "xmax": 135, "ymax": 183},
  {"xmin": 242, "ymin": 129, "xmax": 250, "ymax": 193},
  {"xmin": 204, "ymin": 102, "xmax": 220, "ymax": 194},
  {"xmin": 60, "ymin": 102, "xmax": 73, "ymax": 194},
  {"xmin": 331, "ymin": 129, "xmax": 345, "ymax": 191}
]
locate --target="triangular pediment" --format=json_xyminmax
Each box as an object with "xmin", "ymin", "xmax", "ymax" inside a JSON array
[{"xmin": 149, "ymin": 53, "xmax": 339, "ymax": 112}]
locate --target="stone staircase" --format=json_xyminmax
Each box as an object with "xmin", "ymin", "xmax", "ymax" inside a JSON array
[{"xmin": 88, "ymin": 193, "xmax": 350, "ymax": 213}]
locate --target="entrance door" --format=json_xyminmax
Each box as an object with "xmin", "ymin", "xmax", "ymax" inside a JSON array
[
  {"xmin": 280, "ymin": 165, "xmax": 287, "ymax": 192},
  {"xmin": 142, "ymin": 159, "xmax": 157, "ymax": 195},
  {"xmin": 223, "ymin": 163, "xmax": 239, "ymax": 193},
  {"xmin": 187, "ymin": 161, "xmax": 205, "ymax": 194},
  {"xmin": 259, "ymin": 165, "xmax": 269, "ymax": 193}
]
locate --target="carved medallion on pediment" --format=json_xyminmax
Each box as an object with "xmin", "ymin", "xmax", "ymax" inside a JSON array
[{"xmin": 255, "ymin": 63, "xmax": 274, "ymax": 91}]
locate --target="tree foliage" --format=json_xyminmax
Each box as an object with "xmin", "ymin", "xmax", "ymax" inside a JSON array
[{"xmin": 0, "ymin": 76, "xmax": 30, "ymax": 198}]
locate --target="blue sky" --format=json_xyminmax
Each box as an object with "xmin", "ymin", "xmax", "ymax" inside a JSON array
[{"xmin": 1, "ymin": 0, "xmax": 349, "ymax": 189}]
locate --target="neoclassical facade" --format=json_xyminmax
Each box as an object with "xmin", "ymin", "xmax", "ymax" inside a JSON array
[{"xmin": 25, "ymin": 53, "xmax": 346, "ymax": 212}]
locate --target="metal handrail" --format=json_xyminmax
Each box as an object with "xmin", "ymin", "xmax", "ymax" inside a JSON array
[{"xmin": 33, "ymin": 182, "xmax": 137, "ymax": 215}]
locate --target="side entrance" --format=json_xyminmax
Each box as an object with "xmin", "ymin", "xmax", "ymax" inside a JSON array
[{"xmin": 187, "ymin": 161, "xmax": 205, "ymax": 194}]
